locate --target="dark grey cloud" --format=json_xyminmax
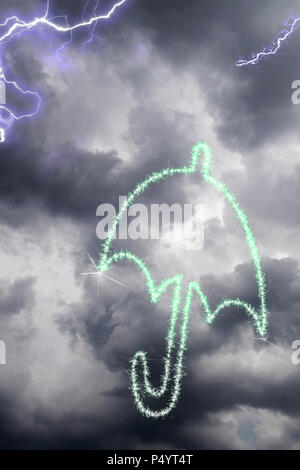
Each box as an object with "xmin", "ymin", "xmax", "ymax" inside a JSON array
[
  {"xmin": 126, "ymin": 0, "xmax": 300, "ymax": 151},
  {"xmin": 0, "ymin": 277, "xmax": 36, "ymax": 316}
]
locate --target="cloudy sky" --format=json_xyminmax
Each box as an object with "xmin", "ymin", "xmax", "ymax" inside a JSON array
[{"xmin": 1, "ymin": 0, "xmax": 300, "ymax": 449}]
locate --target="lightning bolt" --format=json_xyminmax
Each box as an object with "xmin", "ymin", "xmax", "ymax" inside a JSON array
[
  {"xmin": 0, "ymin": 0, "xmax": 127, "ymax": 43},
  {"xmin": 0, "ymin": 70, "xmax": 5, "ymax": 142},
  {"xmin": 0, "ymin": 67, "xmax": 41, "ymax": 118},
  {"xmin": 82, "ymin": 0, "xmax": 102, "ymax": 52},
  {"xmin": 0, "ymin": 0, "xmax": 128, "ymax": 141},
  {"xmin": 236, "ymin": 15, "xmax": 300, "ymax": 67}
]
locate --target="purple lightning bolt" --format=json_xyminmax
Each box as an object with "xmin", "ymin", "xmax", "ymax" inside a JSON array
[
  {"xmin": 0, "ymin": 0, "xmax": 128, "ymax": 142},
  {"xmin": 236, "ymin": 15, "xmax": 300, "ymax": 67}
]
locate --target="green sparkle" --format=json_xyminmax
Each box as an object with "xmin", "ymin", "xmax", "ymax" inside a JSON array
[{"xmin": 98, "ymin": 142, "xmax": 269, "ymax": 418}]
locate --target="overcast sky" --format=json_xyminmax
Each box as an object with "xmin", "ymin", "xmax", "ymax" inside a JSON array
[{"xmin": 1, "ymin": 0, "xmax": 300, "ymax": 449}]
